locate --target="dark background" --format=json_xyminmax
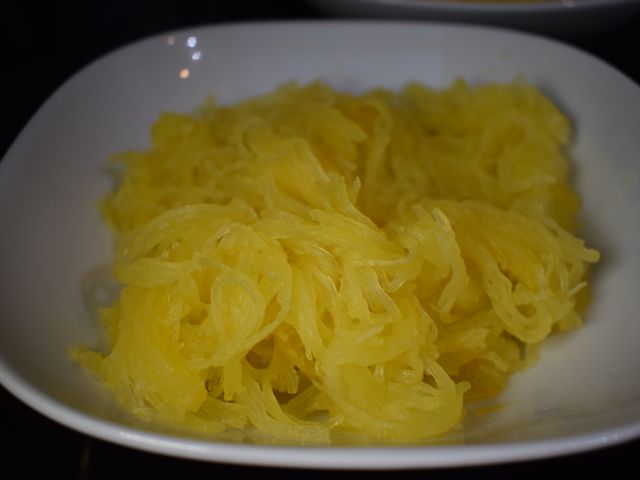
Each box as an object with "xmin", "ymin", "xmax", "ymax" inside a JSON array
[{"xmin": 1, "ymin": 0, "xmax": 638, "ymax": 477}]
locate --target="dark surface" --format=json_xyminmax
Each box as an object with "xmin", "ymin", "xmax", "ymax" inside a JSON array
[{"xmin": 1, "ymin": 0, "xmax": 639, "ymax": 476}]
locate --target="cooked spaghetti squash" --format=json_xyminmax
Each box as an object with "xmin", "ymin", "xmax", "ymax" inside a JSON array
[{"xmin": 71, "ymin": 79, "xmax": 599, "ymax": 443}]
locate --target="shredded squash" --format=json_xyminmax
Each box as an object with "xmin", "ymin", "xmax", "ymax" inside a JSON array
[{"xmin": 71, "ymin": 79, "xmax": 599, "ymax": 443}]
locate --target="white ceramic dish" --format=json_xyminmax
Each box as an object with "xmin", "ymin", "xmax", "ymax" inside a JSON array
[
  {"xmin": 1, "ymin": 21, "xmax": 639, "ymax": 469},
  {"xmin": 309, "ymin": 0, "xmax": 640, "ymax": 37}
]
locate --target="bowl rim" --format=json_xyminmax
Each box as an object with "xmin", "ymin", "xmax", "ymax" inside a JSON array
[
  {"xmin": 3, "ymin": 363, "xmax": 639, "ymax": 469},
  {"xmin": 312, "ymin": 0, "xmax": 640, "ymax": 15}
]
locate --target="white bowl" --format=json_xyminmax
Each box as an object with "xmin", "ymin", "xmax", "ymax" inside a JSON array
[
  {"xmin": 309, "ymin": 0, "xmax": 640, "ymax": 37},
  {"xmin": 1, "ymin": 21, "xmax": 639, "ymax": 469}
]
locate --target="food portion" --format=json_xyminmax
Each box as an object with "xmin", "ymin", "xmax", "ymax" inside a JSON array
[{"xmin": 70, "ymin": 80, "xmax": 599, "ymax": 443}]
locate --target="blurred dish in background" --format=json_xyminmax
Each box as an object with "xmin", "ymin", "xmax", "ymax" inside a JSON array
[{"xmin": 308, "ymin": 0, "xmax": 640, "ymax": 38}]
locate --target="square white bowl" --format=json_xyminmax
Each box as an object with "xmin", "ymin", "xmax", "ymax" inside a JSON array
[{"xmin": 0, "ymin": 21, "xmax": 639, "ymax": 469}]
